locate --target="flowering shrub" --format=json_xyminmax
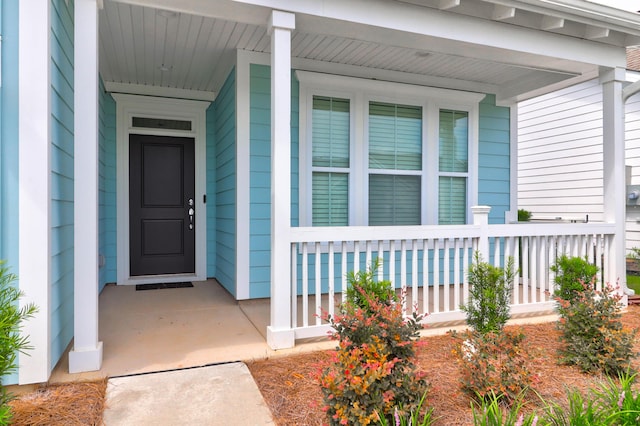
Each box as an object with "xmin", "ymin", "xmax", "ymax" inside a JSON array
[
  {"xmin": 455, "ymin": 329, "xmax": 535, "ymax": 403},
  {"xmin": 554, "ymin": 279, "xmax": 636, "ymax": 375},
  {"xmin": 318, "ymin": 262, "xmax": 429, "ymax": 425}
]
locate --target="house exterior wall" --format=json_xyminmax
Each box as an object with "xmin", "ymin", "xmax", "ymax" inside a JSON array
[
  {"xmin": 624, "ymin": 91, "xmax": 640, "ymax": 250},
  {"xmin": 518, "ymin": 79, "xmax": 605, "ymax": 222},
  {"xmin": 248, "ymin": 64, "xmax": 300, "ymax": 299},
  {"xmin": 213, "ymin": 69, "xmax": 236, "ymax": 295},
  {"xmin": 50, "ymin": 0, "xmax": 75, "ymax": 371},
  {"xmin": 517, "ymin": 76, "xmax": 640, "ymax": 253},
  {"xmin": 479, "ymin": 95, "xmax": 512, "ymax": 223},
  {"xmin": 98, "ymin": 78, "xmax": 116, "ymax": 290}
]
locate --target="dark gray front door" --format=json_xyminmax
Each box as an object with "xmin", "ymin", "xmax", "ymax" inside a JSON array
[{"xmin": 129, "ymin": 134, "xmax": 195, "ymax": 276}]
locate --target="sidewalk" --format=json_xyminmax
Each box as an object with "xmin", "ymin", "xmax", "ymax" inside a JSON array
[{"xmin": 103, "ymin": 362, "xmax": 275, "ymax": 425}]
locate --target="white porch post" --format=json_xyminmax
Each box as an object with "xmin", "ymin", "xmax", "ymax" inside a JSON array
[
  {"xmin": 266, "ymin": 10, "xmax": 295, "ymax": 349},
  {"xmin": 18, "ymin": 0, "xmax": 51, "ymax": 384},
  {"xmin": 601, "ymin": 67, "xmax": 629, "ymax": 295},
  {"xmin": 472, "ymin": 206, "xmax": 491, "ymax": 261},
  {"xmin": 69, "ymin": 0, "xmax": 103, "ymax": 373}
]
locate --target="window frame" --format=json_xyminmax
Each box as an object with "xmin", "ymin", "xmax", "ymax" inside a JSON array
[{"xmin": 298, "ymin": 70, "xmax": 482, "ymax": 227}]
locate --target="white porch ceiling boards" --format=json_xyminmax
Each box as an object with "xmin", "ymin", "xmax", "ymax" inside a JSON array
[{"xmin": 99, "ymin": 0, "xmax": 640, "ymax": 102}]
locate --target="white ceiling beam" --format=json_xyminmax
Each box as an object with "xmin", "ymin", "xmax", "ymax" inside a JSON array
[
  {"xmin": 585, "ymin": 25, "xmax": 610, "ymax": 40},
  {"xmin": 438, "ymin": 0, "xmax": 460, "ymax": 10},
  {"xmin": 492, "ymin": 5, "xmax": 516, "ymax": 21},
  {"xmin": 541, "ymin": 16, "xmax": 564, "ymax": 31},
  {"xmin": 104, "ymin": 81, "xmax": 217, "ymax": 101}
]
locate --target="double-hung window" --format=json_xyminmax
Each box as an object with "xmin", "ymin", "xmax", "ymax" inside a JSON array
[{"xmin": 298, "ymin": 71, "xmax": 481, "ymax": 227}]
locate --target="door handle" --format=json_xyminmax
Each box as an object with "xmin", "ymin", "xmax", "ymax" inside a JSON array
[{"xmin": 188, "ymin": 198, "xmax": 195, "ymax": 230}]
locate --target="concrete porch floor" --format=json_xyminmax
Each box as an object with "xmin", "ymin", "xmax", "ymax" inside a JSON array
[
  {"xmin": 48, "ymin": 279, "xmax": 557, "ymax": 384},
  {"xmin": 49, "ymin": 279, "xmax": 335, "ymax": 384}
]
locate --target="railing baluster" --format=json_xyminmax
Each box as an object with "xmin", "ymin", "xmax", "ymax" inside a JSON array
[
  {"xmin": 328, "ymin": 241, "xmax": 335, "ymax": 321},
  {"xmin": 463, "ymin": 238, "xmax": 470, "ymax": 306},
  {"xmin": 291, "ymin": 243, "xmax": 298, "ymax": 328},
  {"xmin": 423, "ymin": 239, "xmax": 430, "ymax": 314},
  {"xmin": 366, "ymin": 240, "xmax": 372, "ymax": 269},
  {"xmin": 522, "ymin": 237, "xmax": 529, "ymax": 304},
  {"xmin": 341, "ymin": 241, "xmax": 348, "ymax": 304},
  {"xmin": 315, "ymin": 242, "xmax": 322, "ymax": 325},
  {"xmin": 401, "ymin": 240, "xmax": 408, "ymax": 314},
  {"xmin": 377, "ymin": 240, "xmax": 384, "ymax": 281},
  {"xmin": 443, "ymin": 238, "xmax": 451, "ymax": 312},
  {"xmin": 433, "ymin": 238, "xmax": 440, "ymax": 314},
  {"xmin": 454, "ymin": 238, "xmax": 460, "ymax": 311},
  {"xmin": 412, "ymin": 239, "xmax": 418, "ymax": 313},
  {"xmin": 302, "ymin": 242, "xmax": 309, "ymax": 327},
  {"xmin": 539, "ymin": 236, "xmax": 547, "ymax": 303},
  {"xmin": 531, "ymin": 237, "xmax": 538, "ymax": 302},
  {"xmin": 389, "ymin": 240, "xmax": 396, "ymax": 289}
]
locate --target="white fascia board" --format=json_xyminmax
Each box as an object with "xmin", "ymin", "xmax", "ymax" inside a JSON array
[{"xmin": 105, "ymin": 82, "xmax": 217, "ymax": 102}]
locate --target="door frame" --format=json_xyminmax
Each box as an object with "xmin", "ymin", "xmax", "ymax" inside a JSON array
[{"xmin": 113, "ymin": 93, "xmax": 210, "ymax": 285}]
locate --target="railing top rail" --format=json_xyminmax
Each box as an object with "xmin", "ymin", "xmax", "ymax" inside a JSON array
[
  {"xmin": 488, "ymin": 222, "xmax": 616, "ymax": 238},
  {"xmin": 289, "ymin": 224, "xmax": 482, "ymax": 243}
]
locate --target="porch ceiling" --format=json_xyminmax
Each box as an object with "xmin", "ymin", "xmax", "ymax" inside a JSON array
[{"xmin": 100, "ymin": 0, "xmax": 640, "ymax": 103}]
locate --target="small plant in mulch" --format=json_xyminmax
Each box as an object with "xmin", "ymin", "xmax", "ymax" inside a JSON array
[
  {"xmin": 454, "ymin": 253, "xmax": 536, "ymax": 404},
  {"xmin": 550, "ymin": 255, "xmax": 599, "ymax": 303},
  {"xmin": 0, "ymin": 261, "xmax": 38, "ymax": 425},
  {"xmin": 554, "ymin": 277, "xmax": 636, "ymax": 376},
  {"xmin": 317, "ymin": 260, "xmax": 429, "ymax": 425}
]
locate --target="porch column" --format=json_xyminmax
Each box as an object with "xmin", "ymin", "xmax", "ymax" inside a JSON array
[
  {"xmin": 266, "ymin": 10, "xmax": 295, "ymax": 349},
  {"xmin": 69, "ymin": 0, "xmax": 103, "ymax": 373},
  {"xmin": 18, "ymin": 0, "xmax": 51, "ymax": 384},
  {"xmin": 601, "ymin": 67, "xmax": 629, "ymax": 295}
]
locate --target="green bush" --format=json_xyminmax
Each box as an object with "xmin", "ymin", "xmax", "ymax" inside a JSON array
[
  {"xmin": 517, "ymin": 209, "xmax": 532, "ymax": 222},
  {"xmin": 550, "ymin": 255, "xmax": 598, "ymax": 303},
  {"xmin": 318, "ymin": 262, "xmax": 429, "ymax": 425},
  {"xmin": 344, "ymin": 258, "xmax": 397, "ymax": 314},
  {"xmin": 0, "ymin": 262, "xmax": 38, "ymax": 425},
  {"xmin": 554, "ymin": 279, "xmax": 636, "ymax": 376},
  {"xmin": 461, "ymin": 253, "xmax": 514, "ymax": 334}
]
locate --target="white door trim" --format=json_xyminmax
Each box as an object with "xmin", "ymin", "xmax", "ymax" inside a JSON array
[{"xmin": 112, "ymin": 93, "xmax": 210, "ymax": 285}]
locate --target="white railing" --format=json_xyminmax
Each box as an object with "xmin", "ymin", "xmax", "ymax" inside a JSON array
[{"xmin": 284, "ymin": 207, "xmax": 616, "ymax": 342}]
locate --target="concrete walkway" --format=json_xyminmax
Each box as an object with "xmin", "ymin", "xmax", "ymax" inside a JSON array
[{"xmin": 103, "ymin": 362, "xmax": 274, "ymax": 425}]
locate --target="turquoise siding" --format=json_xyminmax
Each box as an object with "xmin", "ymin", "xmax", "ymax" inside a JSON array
[
  {"xmin": 248, "ymin": 64, "xmax": 299, "ymax": 298},
  {"xmin": 0, "ymin": 0, "xmax": 19, "ymax": 386},
  {"xmin": 98, "ymin": 79, "xmax": 116, "ymax": 290},
  {"xmin": 478, "ymin": 95, "xmax": 511, "ymax": 224},
  {"xmin": 50, "ymin": 0, "xmax": 74, "ymax": 370},
  {"xmin": 213, "ymin": 70, "xmax": 236, "ymax": 295}
]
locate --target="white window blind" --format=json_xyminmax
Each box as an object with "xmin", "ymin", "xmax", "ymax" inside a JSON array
[
  {"xmin": 438, "ymin": 109, "xmax": 469, "ymax": 224},
  {"xmin": 311, "ymin": 96, "xmax": 350, "ymax": 226}
]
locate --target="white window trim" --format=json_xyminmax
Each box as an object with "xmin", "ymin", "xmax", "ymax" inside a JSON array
[
  {"xmin": 113, "ymin": 93, "xmax": 210, "ymax": 285},
  {"xmin": 297, "ymin": 70, "xmax": 482, "ymax": 227}
]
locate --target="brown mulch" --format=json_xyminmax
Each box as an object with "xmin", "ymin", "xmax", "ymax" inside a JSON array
[
  {"xmin": 8, "ymin": 379, "xmax": 107, "ymax": 426},
  {"xmin": 247, "ymin": 305, "xmax": 640, "ymax": 425}
]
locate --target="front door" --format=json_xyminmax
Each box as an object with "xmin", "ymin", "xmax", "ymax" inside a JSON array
[{"xmin": 129, "ymin": 134, "xmax": 195, "ymax": 276}]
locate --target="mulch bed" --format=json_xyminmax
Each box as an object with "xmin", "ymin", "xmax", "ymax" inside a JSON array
[
  {"xmin": 9, "ymin": 379, "xmax": 107, "ymax": 426},
  {"xmin": 247, "ymin": 305, "xmax": 640, "ymax": 425}
]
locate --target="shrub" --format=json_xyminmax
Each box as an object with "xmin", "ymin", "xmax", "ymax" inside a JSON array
[
  {"xmin": 550, "ymin": 255, "xmax": 598, "ymax": 303},
  {"xmin": 345, "ymin": 258, "xmax": 397, "ymax": 315},
  {"xmin": 554, "ymin": 279, "xmax": 636, "ymax": 376},
  {"xmin": 0, "ymin": 262, "xmax": 38, "ymax": 425},
  {"xmin": 517, "ymin": 209, "xmax": 532, "ymax": 222},
  {"xmin": 456, "ymin": 254, "xmax": 535, "ymax": 403},
  {"xmin": 456, "ymin": 329, "xmax": 535, "ymax": 403},
  {"xmin": 318, "ymin": 262, "xmax": 429, "ymax": 425},
  {"xmin": 461, "ymin": 253, "xmax": 514, "ymax": 334}
]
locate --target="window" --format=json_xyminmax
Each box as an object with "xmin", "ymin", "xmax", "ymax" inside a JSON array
[
  {"xmin": 311, "ymin": 96, "xmax": 350, "ymax": 226},
  {"xmin": 298, "ymin": 71, "xmax": 481, "ymax": 227},
  {"xmin": 368, "ymin": 102, "xmax": 422, "ymax": 225}
]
